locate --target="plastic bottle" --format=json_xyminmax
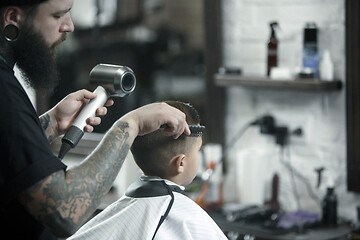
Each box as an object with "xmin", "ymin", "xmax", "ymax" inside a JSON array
[
  {"xmin": 321, "ymin": 186, "xmax": 338, "ymax": 227},
  {"xmin": 302, "ymin": 22, "xmax": 319, "ymax": 78},
  {"xmin": 319, "ymin": 50, "xmax": 334, "ymax": 81},
  {"xmin": 267, "ymin": 21, "xmax": 279, "ymax": 76}
]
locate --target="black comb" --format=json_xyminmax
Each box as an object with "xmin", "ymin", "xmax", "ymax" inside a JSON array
[
  {"xmin": 187, "ymin": 125, "xmax": 206, "ymax": 137},
  {"xmin": 160, "ymin": 124, "xmax": 205, "ymax": 137}
]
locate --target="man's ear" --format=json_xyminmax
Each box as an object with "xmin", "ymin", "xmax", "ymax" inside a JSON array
[
  {"xmin": 170, "ymin": 154, "xmax": 186, "ymax": 174},
  {"xmin": 2, "ymin": 6, "xmax": 25, "ymax": 27}
]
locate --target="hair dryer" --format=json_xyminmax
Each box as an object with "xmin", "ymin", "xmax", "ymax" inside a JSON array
[{"xmin": 58, "ymin": 64, "xmax": 136, "ymax": 159}]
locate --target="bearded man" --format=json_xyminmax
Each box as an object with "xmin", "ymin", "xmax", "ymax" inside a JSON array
[{"xmin": 0, "ymin": 1, "xmax": 190, "ymax": 239}]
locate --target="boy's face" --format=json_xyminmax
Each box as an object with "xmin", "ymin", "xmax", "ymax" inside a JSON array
[{"xmin": 182, "ymin": 137, "xmax": 203, "ymax": 186}]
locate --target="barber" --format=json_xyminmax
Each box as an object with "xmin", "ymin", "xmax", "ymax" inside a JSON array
[{"xmin": 0, "ymin": 0, "xmax": 190, "ymax": 239}]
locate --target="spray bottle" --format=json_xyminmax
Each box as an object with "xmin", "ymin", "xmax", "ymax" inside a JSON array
[{"xmin": 267, "ymin": 21, "xmax": 279, "ymax": 76}]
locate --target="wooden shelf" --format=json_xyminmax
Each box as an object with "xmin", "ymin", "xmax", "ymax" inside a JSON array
[{"xmin": 214, "ymin": 74, "xmax": 343, "ymax": 91}]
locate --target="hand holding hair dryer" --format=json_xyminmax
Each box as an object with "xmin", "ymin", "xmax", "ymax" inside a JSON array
[{"xmin": 58, "ymin": 64, "xmax": 136, "ymax": 159}]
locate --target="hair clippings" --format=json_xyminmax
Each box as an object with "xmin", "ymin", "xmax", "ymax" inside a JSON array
[{"xmin": 160, "ymin": 124, "xmax": 206, "ymax": 137}]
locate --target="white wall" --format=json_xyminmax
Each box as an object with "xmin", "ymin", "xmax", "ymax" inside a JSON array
[{"xmin": 222, "ymin": 0, "xmax": 360, "ymax": 222}]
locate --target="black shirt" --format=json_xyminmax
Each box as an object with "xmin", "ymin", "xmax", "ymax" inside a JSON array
[{"xmin": 0, "ymin": 60, "xmax": 67, "ymax": 239}]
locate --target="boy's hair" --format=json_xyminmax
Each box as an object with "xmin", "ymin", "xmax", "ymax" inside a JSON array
[{"xmin": 131, "ymin": 101, "xmax": 201, "ymax": 178}]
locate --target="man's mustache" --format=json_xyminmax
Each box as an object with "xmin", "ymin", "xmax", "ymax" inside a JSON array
[{"xmin": 51, "ymin": 33, "xmax": 67, "ymax": 49}]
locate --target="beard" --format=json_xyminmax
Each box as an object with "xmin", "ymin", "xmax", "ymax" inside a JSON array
[{"xmin": 14, "ymin": 23, "xmax": 65, "ymax": 91}]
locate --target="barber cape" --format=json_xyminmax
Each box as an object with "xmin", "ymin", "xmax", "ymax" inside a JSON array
[{"xmin": 68, "ymin": 176, "xmax": 227, "ymax": 240}]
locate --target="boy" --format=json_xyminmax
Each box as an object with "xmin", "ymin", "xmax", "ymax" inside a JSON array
[{"xmin": 69, "ymin": 101, "xmax": 227, "ymax": 240}]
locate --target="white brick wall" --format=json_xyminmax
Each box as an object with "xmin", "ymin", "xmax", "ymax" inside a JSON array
[
  {"xmin": 222, "ymin": 0, "xmax": 345, "ymax": 76},
  {"xmin": 222, "ymin": 0, "xmax": 360, "ymax": 222}
]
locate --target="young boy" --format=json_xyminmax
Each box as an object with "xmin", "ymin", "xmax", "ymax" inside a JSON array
[{"xmin": 68, "ymin": 101, "xmax": 227, "ymax": 240}]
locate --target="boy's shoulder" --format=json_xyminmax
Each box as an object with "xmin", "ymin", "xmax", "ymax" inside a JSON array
[{"xmin": 163, "ymin": 192, "xmax": 228, "ymax": 239}]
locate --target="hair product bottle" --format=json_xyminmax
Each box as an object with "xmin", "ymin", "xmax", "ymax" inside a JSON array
[
  {"xmin": 302, "ymin": 22, "xmax": 319, "ymax": 78},
  {"xmin": 267, "ymin": 21, "xmax": 279, "ymax": 76},
  {"xmin": 322, "ymin": 186, "xmax": 338, "ymax": 226}
]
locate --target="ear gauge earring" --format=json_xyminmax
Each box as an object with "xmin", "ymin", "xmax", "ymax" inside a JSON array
[{"xmin": 3, "ymin": 24, "xmax": 19, "ymax": 42}]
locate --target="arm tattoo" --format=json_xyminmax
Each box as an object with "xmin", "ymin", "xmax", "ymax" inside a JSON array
[
  {"xmin": 39, "ymin": 113, "xmax": 53, "ymax": 142},
  {"xmin": 39, "ymin": 113, "xmax": 50, "ymax": 131},
  {"xmin": 19, "ymin": 121, "xmax": 132, "ymax": 237}
]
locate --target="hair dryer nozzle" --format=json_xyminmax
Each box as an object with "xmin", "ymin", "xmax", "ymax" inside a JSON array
[{"xmin": 89, "ymin": 64, "xmax": 136, "ymax": 97}]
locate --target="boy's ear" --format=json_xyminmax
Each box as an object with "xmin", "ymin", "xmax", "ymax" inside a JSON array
[{"xmin": 170, "ymin": 154, "xmax": 186, "ymax": 174}]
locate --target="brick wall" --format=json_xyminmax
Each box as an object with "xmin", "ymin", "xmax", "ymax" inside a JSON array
[{"xmin": 222, "ymin": 0, "xmax": 360, "ymax": 222}]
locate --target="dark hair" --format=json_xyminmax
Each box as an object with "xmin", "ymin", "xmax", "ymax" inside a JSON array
[
  {"xmin": 0, "ymin": 0, "xmax": 44, "ymax": 29},
  {"xmin": 131, "ymin": 101, "xmax": 201, "ymax": 178},
  {"xmin": 0, "ymin": 0, "xmax": 48, "ymax": 8}
]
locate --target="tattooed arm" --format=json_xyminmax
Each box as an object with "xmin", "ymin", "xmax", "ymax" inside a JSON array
[
  {"xmin": 18, "ymin": 120, "xmax": 133, "ymax": 237},
  {"xmin": 39, "ymin": 113, "xmax": 55, "ymax": 142},
  {"xmin": 18, "ymin": 102, "xmax": 190, "ymax": 237}
]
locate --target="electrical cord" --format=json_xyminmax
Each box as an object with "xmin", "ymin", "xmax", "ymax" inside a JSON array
[
  {"xmin": 280, "ymin": 146, "xmax": 304, "ymax": 233},
  {"xmin": 222, "ymin": 118, "xmax": 261, "ymax": 164},
  {"xmin": 194, "ymin": 118, "xmax": 260, "ymax": 207},
  {"xmin": 220, "ymin": 115, "xmax": 325, "ymax": 230},
  {"xmin": 280, "ymin": 146, "xmax": 302, "ymax": 210},
  {"xmin": 222, "ymin": 115, "xmax": 321, "ymax": 208},
  {"xmin": 279, "ymin": 145, "xmax": 322, "ymax": 209}
]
